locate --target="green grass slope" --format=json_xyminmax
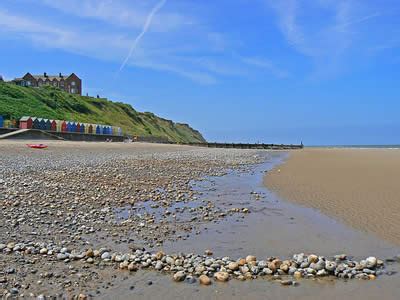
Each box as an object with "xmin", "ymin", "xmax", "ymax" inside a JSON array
[{"xmin": 0, "ymin": 82, "xmax": 206, "ymax": 143}]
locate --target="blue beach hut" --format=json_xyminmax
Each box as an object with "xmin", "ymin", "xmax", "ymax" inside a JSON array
[
  {"xmin": 95, "ymin": 125, "xmax": 101, "ymax": 135},
  {"xmin": 32, "ymin": 118, "xmax": 40, "ymax": 129},
  {"xmin": 39, "ymin": 119, "xmax": 46, "ymax": 130},
  {"xmin": 45, "ymin": 119, "xmax": 52, "ymax": 131},
  {"xmin": 102, "ymin": 126, "xmax": 107, "ymax": 135},
  {"xmin": 0, "ymin": 115, "xmax": 3, "ymax": 128},
  {"xmin": 66, "ymin": 122, "xmax": 73, "ymax": 132},
  {"xmin": 80, "ymin": 123, "xmax": 85, "ymax": 133}
]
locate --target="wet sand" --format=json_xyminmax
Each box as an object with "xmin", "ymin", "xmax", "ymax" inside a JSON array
[{"xmin": 265, "ymin": 148, "xmax": 400, "ymax": 245}]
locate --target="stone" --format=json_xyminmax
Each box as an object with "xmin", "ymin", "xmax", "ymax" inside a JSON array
[
  {"xmin": 199, "ymin": 275, "xmax": 211, "ymax": 285},
  {"xmin": 308, "ymin": 254, "xmax": 318, "ymax": 264},
  {"xmin": 155, "ymin": 261, "xmax": 163, "ymax": 270},
  {"xmin": 294, "ymin": 271, "xmax": 302, "ymax": 278},
  {"xmin": 78, "ymin": 294, "xmax": 87, "ymax": 300},
  {"xmin": 155, "ymin": 251, "xmax": 165, "ymax": 260},
  {"xmin": 325, "ymin": 261, "xmax": 336, "ymax": 272},
  {"xmin": 166, "ymin": 256, "xmax": 175, "ymax": 265},
  {"xmin": 228, "ymin": 262, "xmax": 239, "ymax": 271},
  {"xmin": 215, "ymin": 271, "xmax": 230, "ymax": 282},
  {"xmin": 368, "ymin": 274, "xmax": 376, "ymax": 280},
  {"xmin": 238, "ymin": 258, "xmax": 246, "ymax": 266},
  {"xmin": 280, "ymin": 280, "xmax": 293, "ymax": 286},
  {"xmin": 366, "ymin": 257, "xmax": 377, "ymax": 269},
  {"xmin": 39, "ymin": 248, "xmax": 48, "ymax": 254},
  {"xmin": 185, "ymin": 276, "xmax": 197, "ymax": 284},
  {"xmin": 86, "ymin": 249, "xmax": 94, "ymax": 257},
  {"xmin": 246, "ymin": 255, "xmax": 256, "ymax": 264},
  {"xmin": 101, "ymin": 252, "xmax": 111, "ymax": 260},
  {"xmin": 128, "ymin": 263, "xmax": 138, "ymax": 272},
  {"xmin": 57, "ymin": 253, "xmax": 67, "ymax": 260},
  {"xmin": 173, "ymin": 271, "xmax": 186, "ymax": 282},
  {"xmin": 119, "ymin": 261, "xmax": 129, "ymax": 269},
  {"xmin": 205, "ymin": 249, "xmax": 213, "ymax": 256}
]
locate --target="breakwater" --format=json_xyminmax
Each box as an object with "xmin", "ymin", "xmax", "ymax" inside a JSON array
[{"xmin": 184, "ymin": 142, "xmax": 303, "ymax": 150}]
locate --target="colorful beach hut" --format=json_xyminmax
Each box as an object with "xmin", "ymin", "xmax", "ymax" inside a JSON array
[
  {"xmin": 66, "ymin": 122, "xmax": 73, "ymax": 132},
  {"xmin": 80, "ymin": 123, "xmax": 85, "ymax": 133},
  {"xmin": 88, "ymin": 124, "xmax": 93, "ymax": 134},
  {"xmin": 76, "ymin": 123, "xmax": 81, "ymax": 133},
  {"xmin": 19, "ymin": 116, "xmax": 33, "ymax": 129},
  {"xmin": 84, "ymin": 123, "xmax": 89, "ymax": 134},
  {"xmin": 61, "ymin": 121, "xmax": 67, "ymax": 132},
  {"xmin": 96, "ymin": 125, "xmax": 101, "ymax": 135},
  {"xmin": 117, "ymin": 127, "xmax": 122, "ymax": 136},
  {"xmin": 50, "ymin": 120, "xmax": 57, "ymax": 131},
  {"xmin": 32, "ymin": 118, "xmax": 41, "ymax": 129},
  {"xmin": 45, "ymin": 119, "xmax": 52, "ymax": 131},
  {"xmin": 0, "ymin": 116, "xmax": 3, "ymax": 128},
  {"xmin": 56, "ymin": 120, "xmax": 63, "ymax": 132}
]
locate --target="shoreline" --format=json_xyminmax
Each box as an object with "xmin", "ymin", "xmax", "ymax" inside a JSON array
[{"xmin": 264, "ymin": 148, "xmax": 400, "ymax": 246}]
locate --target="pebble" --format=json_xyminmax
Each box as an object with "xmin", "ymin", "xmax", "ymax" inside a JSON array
[
  {"xmin": 199, "ymin": 275, "xmax": 211, "ymax": 285},
  {"xmin": 173, "ymin": 271, "xmax": 186, "ymax": 282},
  {"xmin": 214, "ymin": 272, "xmax": 229, "ymax": 282}
]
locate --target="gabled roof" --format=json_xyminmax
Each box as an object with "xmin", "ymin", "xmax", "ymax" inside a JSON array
[{"xmin": 20, "ymin": 116, "xmax": 32, "ymax": 121}]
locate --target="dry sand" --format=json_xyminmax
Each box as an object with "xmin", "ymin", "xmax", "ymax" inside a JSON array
[{"xmin": 265, "ymin": 148, "xmax": 400, "ymax": 246}]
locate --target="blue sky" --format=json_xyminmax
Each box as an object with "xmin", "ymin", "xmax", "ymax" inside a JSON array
[{"xmin": 0, "ymin": 0, "xmax": 399, "ymax": 145}]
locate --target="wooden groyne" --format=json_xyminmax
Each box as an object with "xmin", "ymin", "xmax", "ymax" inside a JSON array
[{"xmin": 183, "ymin": 142, "xmax": 303, "ymax": 150}]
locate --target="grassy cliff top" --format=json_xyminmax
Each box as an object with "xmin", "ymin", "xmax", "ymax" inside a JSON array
[{"xmin": 0, "ymin": 82, "xmax": 205, "ymax": 143}]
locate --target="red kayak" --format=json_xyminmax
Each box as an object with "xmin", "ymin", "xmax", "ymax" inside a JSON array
[{"xmin": 27, "ymin": 144, "xmax": 48, "ymax": 149}]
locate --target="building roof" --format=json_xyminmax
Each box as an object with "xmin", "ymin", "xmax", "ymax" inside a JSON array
[
  {"xmin": 20, "ymin": 116, "xmax": 32, "ymax": 121},
  {"xmin": 25, "ymin": 73, "xmax": 79, "ymax": 81}
]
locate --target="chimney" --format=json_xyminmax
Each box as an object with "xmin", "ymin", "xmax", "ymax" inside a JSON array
[
  {"xmin": 44, "ymin": 72, "xmax": 47, "ymax": 77},
  {"xmin": 59, "ymin": 72, "xmax": 63, "ymax": 78}
]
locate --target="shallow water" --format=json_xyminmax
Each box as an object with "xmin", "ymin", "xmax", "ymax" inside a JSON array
[{"xmin": 109, "ymin": 151, "xmax": 400, "ymax": 299}]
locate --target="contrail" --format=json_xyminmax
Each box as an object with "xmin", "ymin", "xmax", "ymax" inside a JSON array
[{"xmin": 118, "ymin": 0, "xmax": 167, "ymax": 72}]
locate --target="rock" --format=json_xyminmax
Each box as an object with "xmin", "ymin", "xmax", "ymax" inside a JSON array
[
  {"xmin": 246, "ymin": 255, "xmax": 256, "ymax": 263},
  {"xmin": 119, "ymin": 261, "xmax": 129, "ymax": 269},
  {"xmin": 294, "ymin": 271, "xmax": 302, "ymax": 278},
  {"xmin": 155, "ymin": 251, "xmax": 165, "ymax": 260},
  {"xmin": 205, "ymin": 249, "xmax": 213, "ymax": 256},
  {"xmin": 215, "ymin": 271, "xmax": 229, "ymax": 282},
  {"xmin": 228, "ymin": 262, "xmax": 239, "ymax": 271},
  {"xmin": 57, "ymin": 253, "xmax": 67, "ymax": 260},
  {"xmin": 101, "ymin": 252, "xmax": 111, "ymax": 260},
  {"xmin": 280, "ymin": 280, "xmax": 294, "ymax": 286},
  {"xmin": 86, "ymin": 249, "xmax": 94, "ymax": 257},
  {"xmin": 366, "ymin": 257, "xmax": 377, "ymax": 269},
  {"xmin": 78, "ymin": 294, "xmax": 87, "ymax": 300},
  {"xmin": 185, "ymin": 275, "xmax": 197, "ymax": 284},
  {"xmin": 199, "ymin": 275, "xmax": 211, "ymax": 285},
  {"xmin": 173, "ymin": 271, "xmax": 186, "ymax": 282},
  {"xmin": 166, "ymin": 256, "xmax": 175, "ymax": 265},
  {"xmin": 238, "ymin": 258, "xmax": 246, "ymax": 266},
  {"xmin": 368, "ymin": 274, "xmax": 376, "ymax": 280},
  {"xmin": 0, "ymin": 244, "xmax": 6, "ymax": 250},
  {"xmin": 308, "ymin": 254, "xmax": 318, "ymax": 264},
  {"xmin": 155, "ymin": 261, "xmax": 163, "ymax": 270},
  {"xmin": 128, "ymin": 263, "xmax": 138, "ymax": 272},
  {"xmin": 39, "ymin": 248, "xmax": 48, "ymax": 254},
  {"xmin": 325, "ymin": 261, "xmax": 336, "ymax": 272}
]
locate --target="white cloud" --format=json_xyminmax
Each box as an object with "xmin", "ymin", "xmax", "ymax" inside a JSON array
[
  {"xmin": 240, "ymin": 57, "xmax": 289, "ymax": 78},
  {"xmin": 36, "ymin": 0, "xmax": 191, "ymax": 32}
]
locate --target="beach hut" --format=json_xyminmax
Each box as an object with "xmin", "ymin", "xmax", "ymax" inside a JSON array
[
  {"xmin": 45, "ymin": 119, "xmax": 52, "ymax": 131},
  {"xmin": 50, "ymin": 120, "xmax": 57, "ymax": 131},
  {"xmin": 88, "ymin": 124, "xmax": 93, "ymax": 134},
  {"xmin": 103, "ymin": 126, "xmax": 109, "ymax": 135},
  {"xmin": 76, "ymin": 122, "xmax": 81, "ymax": 133},
  {"xmin": 39, "ymin": 119, "xmax": 46, "ymax": 130},
  {"xmin": 56, "ymin": 120, "xmax": 63, "ymax": 132},
  {"xmin": 71, "ymin": 122, "xmax": 77, "ymax": 132},
  {"xmin": 117, "ymin": 127, "xmax": 122, "ymax": 136},
  {"xmin": 96, "ymin": 125, "xmax": 101, "ymax": 135},
  {"xmin": 61, "ymin": 121, "xmax": 67, "ymax": 132},
  {"xmin": 19, "ymin": 116, "xmax": 32, "ymax": 129},
  {"xmin": 0, "ymin": 116, "xmax": 3, "ymax": 128},
  {"xmin": 32, "ymin": 118, "xmax": 41, "ymax": 129},
  {"xmin": 66, "ymin": 122, "xmax": 73, "ymax": 132},
  {"xmin": 84, "ymin": 123, "xmax": 89, "ymax": 134},
  {"xmin": 80, "ymin": 123, "xmax": 85, "ymax": 133}
]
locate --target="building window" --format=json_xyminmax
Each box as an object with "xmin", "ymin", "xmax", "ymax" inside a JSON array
[
  {"xmin": 71, "ymin": 81, "xmax": 76, "ymax": 86},
  {"xmin": 71, "ymin": 88, "xmax": 76, "ymax": 93},
  {"xmin": 26, "ymin": 81, "xmax": 31, "ymax": 86}
]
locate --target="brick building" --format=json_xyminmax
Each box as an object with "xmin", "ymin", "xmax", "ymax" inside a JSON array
[{"xmin": 13, "ymin": 72, "xmax": 82, "ymax": 95}]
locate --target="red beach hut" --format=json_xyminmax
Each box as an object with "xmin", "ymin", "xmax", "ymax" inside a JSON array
[
  {"xmin": 50, "ymin": 120, "xmax": 57, "ymax": 131},
  {"xmin": 61, "ymin": 121, "xmax": 67, "ymax": 132},
  {"xmin": 76, "ymin": 123, "xmax": 81, "ymax": 133},
  {"xmin": 19, "ymin": 116, "xmax": 33, "ymax": 129}
]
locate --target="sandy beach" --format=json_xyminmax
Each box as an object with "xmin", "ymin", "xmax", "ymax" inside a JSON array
[
  {"xmin": 1, "ymin": 141, "xmax": 400, "ymax": 299},
  {"xmin": 265, "ymin": 148, "xmax": 400, "ymax": 246}
]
